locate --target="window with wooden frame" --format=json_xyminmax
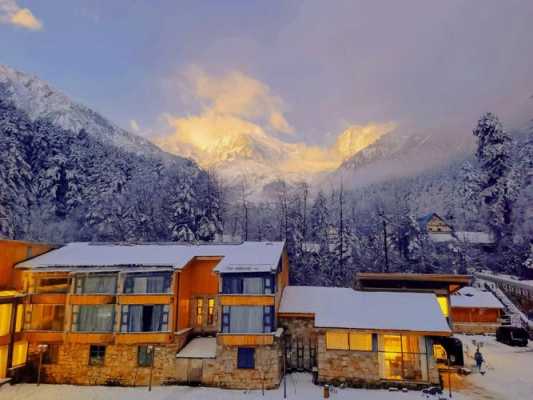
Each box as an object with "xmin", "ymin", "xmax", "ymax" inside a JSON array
[
  {"xmin": 34, "ymin": 277, "xmax": 70, "ymax": 294},
  {"xmin": 196, "ymin": 298, "xmax": 204, "ymax": 326},
  {"xmin": 325, "ymin": 331, "xmax": 349, "ymax": 350},
  {"xmin": 43, "ymin": 344, "xmax": 59, "ymax": 364},
  {"xmin": 120, "ymin": 305, "xmax": 169, "ymax": 332},
  {"xmin": 89, "ymin": 345, "xmax": 106, "ymax": 366},
  {"xmin": 29, "ymin": 304, "xmax": 65, "ymax": 331},
  {"xmin": 137, "ymin": 345, "xmax": 153, "ymax": 367},
  {"xmin": 349, "ymin": 332, "xmax": 373, "ymax": 351},
  {"xmin": 75, "ymin": 274, "xmax": 117, "ymax": 294},
  {"xmin": 123, "ymin": 272, "xmax": 172, "ymax": 294},
  {"xmin": 207, "ymin": 298, "xmax": 215, "ymax": 325}
]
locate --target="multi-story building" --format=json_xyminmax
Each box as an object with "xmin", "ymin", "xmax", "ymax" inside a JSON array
[
  {"xmin": 0, "ymin": 239, "xmax": 55, "ymax": 381},
  {"xmin": 15, "ymin": 241, "xmax": 288, "ymax": 388}
]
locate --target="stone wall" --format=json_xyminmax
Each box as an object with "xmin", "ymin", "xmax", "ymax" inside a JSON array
[
  {"xmin": 453, "ymin": 322, "xmax": 500, "ymax": 334},
  {"xmin": 201, "ymin": 343, "xmax": 282, "ymax": 389},
  {"xmin": 28, "ymin": 342, "xmax": 182, "ymax": 386},
  {"xmin": 316, "ymin": 334, "xmax": 381, "ymax": 387}
]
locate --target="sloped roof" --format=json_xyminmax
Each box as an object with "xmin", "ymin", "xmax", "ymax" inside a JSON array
[
  {"xmin": 15, "ymin": 241, "xmax": 285, "ymax": 274},
  {"xmin": 451, "ymin": 286, "xmax": 504, "ymax": 309},
  {"xmin": 279, "ymin": 286, "xmax": 451, "ymax": 334}
]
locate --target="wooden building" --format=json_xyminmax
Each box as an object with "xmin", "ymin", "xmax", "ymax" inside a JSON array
[
  {"xmin": 0, "ymin": 240, "xmax": 55, "ymax": 381},
  {"xmin": 417, "ymin": 213, "xmax": 453, "ymax": 235},
  {"xmin": 278, "ymin": 286, "xmax": 451, "ymax": 388},
  {"xmin": 450, "ymin": 287, "xmax": 504, "ymax": 334},
  {"xmin": 14, "ymin": 241, "xmax": 288, "ymax": 388}
]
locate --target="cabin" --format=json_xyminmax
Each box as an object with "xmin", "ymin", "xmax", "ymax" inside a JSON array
[
  {"xmin": 278, "ymin": 286, "xmax": 451, "ymax": 388},
  {"xmin": 0, "ymin": 240, "xmax": 55, "ymax": 381},
  {"xmin": 14, "ymin": 241, "xmax": 288, "ymax": 389},
  {"xmin": 418, "ymin": 213, "xmax": 453, "ymax": 235},
  {"xmin": 450, "ymin": 287, "xmax": 504, "ymax": 334}
]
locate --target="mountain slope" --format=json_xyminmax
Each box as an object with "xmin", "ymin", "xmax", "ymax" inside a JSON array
[{"xmin": 0, "ymin": 65, "xmax": 220, "ymax": 242}]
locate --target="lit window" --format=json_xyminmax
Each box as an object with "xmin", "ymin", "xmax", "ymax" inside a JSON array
[
  {"xmin": 89, "ymin": 345, "xmax": 106, "ymax": 366},
  {"xmin": 326, "ymin": 331, "xmax": 349, "ymax": 350},
  {"xmin": 207, "ymin": 298, "xmax": 215, "ymax": 325},
  {"xmin": 0, "ymin": 345, "xmax": 7, "ymax": 379},
  {"xmin": 196, "ymin": 299, "xmax": 204, "ymax": 326},
  {"xmin": 349, "ymin": 332, "xmax": 373, "ymax": 351},
  {"xmin": 437, "ymin": 296, "xmax": 449, "ymax": 317},
  {"xmin": 0, "ymin": 304, "xmax": 13, "ymax": 336},
  {"xmin": 15, "ymin": 304, "xmax": 24, "ymax": 333},
  {"xmin": 12, "ymin": 341, "xmax": 28, "ymax": 367}
]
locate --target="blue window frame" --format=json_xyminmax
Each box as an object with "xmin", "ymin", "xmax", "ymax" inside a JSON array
[
  {"xmin": 120, "ymin": 304, "xmax": 169, "ymax": 332},
  {"xmin": 123, "ymin": 272, "xmax": 171, "ymax": 294},
  {"xmin": 221, "ymin": 305, "xmax": 275, "ymax": 333},
  {"xmin": 237, "ymin": 347, "xmax": 255, "ymax": 369},
  {"xmin": 221, "ymin": 274, "xmax": 275, "ymax": 295}
]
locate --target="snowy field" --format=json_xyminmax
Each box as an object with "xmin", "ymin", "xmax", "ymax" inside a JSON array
[{"xmin": 1, "ymin": 335, "xmax": 531, "ymax": 400}]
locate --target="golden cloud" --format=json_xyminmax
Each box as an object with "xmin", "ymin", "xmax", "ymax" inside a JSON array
[
  {"xmin": 0, "ymin": 0, "xmax": 42, "ymax": 30},
  {"xmin": 154, "ymin": 68, "xmax": 395, "ymax": 176}
]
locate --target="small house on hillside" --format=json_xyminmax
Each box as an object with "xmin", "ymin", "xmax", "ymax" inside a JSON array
[
  {"xmin": 450, "ymin": 287, "xmax": 504, "ymax": 334},
  {"xmin": 278, "ymin": 286, "xmax": 451, "ymax": 387},
  {"xmin": 418, "ymin": 213, "xmax": 453, "ymax": 235}
]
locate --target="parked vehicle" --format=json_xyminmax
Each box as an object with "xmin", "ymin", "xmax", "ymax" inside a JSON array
[{"xmin": 496, "ymin": 326, "xmax": 529, "ymax": 347}]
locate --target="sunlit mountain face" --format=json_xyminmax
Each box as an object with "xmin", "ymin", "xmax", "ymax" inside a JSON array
[{"xmin": 153, "ymin": 67, "xmax": 396, "ymax": 189}]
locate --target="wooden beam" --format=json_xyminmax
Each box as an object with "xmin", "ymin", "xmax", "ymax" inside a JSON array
[
  {"xmin": 69, "ymin": 295, "xmax": 115, "ymax": 305},
  {"xmin": 118, "ymin": 295, "xmax": 173, "ymax": 305},
  {"xmin": 66, "ymin": 332, "xmax": 114, "ymax": 344},
  {"xmin": 115, "ymin": 332, "xmax": 173, "ymax": 345},
  {"xmin": 30, "ymin": 294, "xmax": 66, "ymax": 304},
  {"xmin": 219, "ymin": 295, "xmax": 275, "ymax": 306},
  {"xmin": 277, "ymin": 312, "xmax": 315, "ymax": 319},
  {"xmin": 23, "ymin": 331, "xmax": 64, "ymax": 343},
  {"xmin": 218, "ymin": 334, "xmax": 274, "ymax": 346}
]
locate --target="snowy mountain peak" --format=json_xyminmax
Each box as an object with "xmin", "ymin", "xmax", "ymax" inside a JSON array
[{"xmin": 0, "ymin": 64, "xmax": 167, "ymax": 158}]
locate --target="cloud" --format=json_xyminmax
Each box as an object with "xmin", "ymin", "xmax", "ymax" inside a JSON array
[
  {"xmin": 0, "ymin": 0, "xmax": 42, "ymax": 30},
  {"xmin": 155, "ymin": 67, "xmax": 395, "ymax": 176}
]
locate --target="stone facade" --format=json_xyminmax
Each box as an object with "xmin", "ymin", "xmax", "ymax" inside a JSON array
[
  {"xmin": 453, "ymin": 322, "xmax": 500, "ymax": 335},
  {"xmin": 317, "ymin": 334, "xmax": 380, "ymax": 387}
]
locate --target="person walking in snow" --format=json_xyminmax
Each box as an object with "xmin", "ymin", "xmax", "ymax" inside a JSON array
[{"xmin": 474, "ymin": 347, "xmax": 484, "ymax": 373}]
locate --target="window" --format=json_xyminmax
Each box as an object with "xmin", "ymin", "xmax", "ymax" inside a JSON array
[
  {"xmin": 89, "ymin": 345, "xmax": 106, "ymax": 366},
  {"xmin": 120, "ymin": 305, "xmax": 169, "ymax": 332},
  {"xmin": 349, "ymin": 333, "xmax": 373, "ymax": 351},
  {"xmin": 237, "ymin": 348, "xmax": 255, "ymax": 369},
  {"xmin": 437, "ymin": 296, "xmax": 449, "ymax": 317},
  {"xmin": 222, "ymin": 275, "xmax": 275, "ymax": 295},
  {"xmin": 207, "ymin": 298, "xmax": 215, "ymax": 325},
  {"xmin": 12, "ymin": 341, "xmax": 28, "ymax": 367},
  {"xmin": 43, "ymin": 344, "xmax": 59, "ymax": 364},
  {"xmin": 15, "ymin": 304, "xmax": 24, "ymax": 333},
  {"xmin": 196, "ymin": 299, "xmax": 204, "ymax": 326},
  {"xmin": 222, "ymin": 306, "xmax": 275, "ymax": 333},
  {"xmin": 378, "ymin": 334, "xmax": 428, "ymax": 381},
  {"xmin": 0, "ymin": 304, "xmax": 12, "ymax": 336},
  {"xmin": 0, "ymin": 345, "xmax": 7, "ymax": 379},
  {"xmin": 123, "ymin": 273, "xmax": 171, "ymax": 294},
  {"xmin": 326, "ymin": 331, "xmax": 349, "ymax": 350},
  {"xmin": 72, "ymin": 305, "xmax": 114, "ymax": 332},
  {"xmin": 30, "ymin": 305, "xmax": 65, "ymax": 331},
  {"xmin": 35, "ymin": 277, "xmax": 70, "ymax": 294},
  {"xmin": 137, "ymin": 346, "xmax": 153, "ymax": 367},
  {"xmin": 75, "ymin": 274, "xmax": 116, "ymax": 294}
]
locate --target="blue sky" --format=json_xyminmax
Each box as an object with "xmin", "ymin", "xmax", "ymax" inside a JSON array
[{"xmin": 1, "ymin": 0, "xmax": 533, "ymax": 151}]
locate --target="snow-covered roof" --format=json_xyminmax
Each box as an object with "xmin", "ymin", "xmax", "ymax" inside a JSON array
[
  {"xmin": 15, "ymin": 241, "xmax": 285, "ymax": 274},
  {"xmin": 451, "ymin": 286, "xmax": 504, "ymax": 309},
  {"xmin": 429, "ymin": 233, "xmax": 456, "ymax": 243},
  {"xmin": 455, "ymin": 231, "xmax": 494, "ymax": 244},
  {"xmin": 176, "ymin": 337, "xmax": 217, "ymax": 359},
  {"xmin": 279, "ymin": 286, "xmax": 451, "ymax": 334}
]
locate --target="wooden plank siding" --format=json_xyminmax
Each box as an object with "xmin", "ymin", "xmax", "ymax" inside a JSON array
[
  {"xmin": 69, "ymin": 295, "xmax": 115, "ymax": 305},
  {"xmin": 23, "ymin": 331, "xmax": 64, "ymax": 343},
  {"xmin": 218, "ymin": 334, "xmax": 274, "ymax": 346},
  {"xmin": 30, "ymin": 294, "xmax": 66, "ymax": 304},
  {"xmin": 118, "ymin": 295, "xmax": 173, "ymax": 305},
  {"xmin": 66, "ymin": 332, "xmax": 114, "ymax": 344},
  {"xmin": 115, "ymin": 332, "xmax": 173, "ymax": 345},
  {"xmin": 219, "ymin": 295, "xmax": 275, "ymax": 306}
]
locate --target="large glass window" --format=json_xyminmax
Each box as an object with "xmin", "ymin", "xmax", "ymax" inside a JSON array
[
  {"xmin": 123, "ymin": 273, "xmax": 171, "ymax": 294},
  {"xmin": 120, "ymin": 305, "xmax": 169, "ymax": 332},
  {"xmin": 222, "ymin": 275, "xmax": 274, "ymax": 294},
  {"xmin": 221, "ymin": 306, "xmax": 274, "ymax": 333},
  {"xmin": 0, "ymin": 304, "xmax": 12, "ymax": 336},
  {"xmin": 72, "ymin": 305, "xmax": 114, "ymax": 332},
  {"xmin": 75, "ymin": 274, "xmax": 117, "ymax": 294},
  {"xmin": 325, "ymin": 331, "xmax": 373, "ymax": 351},
  {"xmin": 12, "ymin": 341, "xmax": 28, "ymax": 367},
  {"xmin": 30, "ymin": 305, "xmax": 65, "ymax": 331},
  {"xmin": 378, "ymin": 334, "xmax": 428, "ymax": 381}
]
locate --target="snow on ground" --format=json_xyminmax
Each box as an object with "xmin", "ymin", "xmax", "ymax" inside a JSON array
[
  {"xmin": 1, "ymin": 335, "xmax": 531, "ymax": 400},
  {"xmin": 456, "ymin": 334, "xmax": 533, "ymax": 400}
]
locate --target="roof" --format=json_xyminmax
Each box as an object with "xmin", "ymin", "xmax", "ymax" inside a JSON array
[
  {"xmin": 176, "ymin": 337, "xmax": 217, "ymax": 359},
  {"xmin": 15, "ymin": 241, "xmax": 285, "ymax": 274},
  {"xmin": 279, "ymin": 286, "xmax": 451, "ymax": 334},
  {"xmin": 451, "ymin": 286, "xmax": 504, "ymax": 309},
  {"xmin": 357, "ymin": 272, "xmax": 471, "ymax": 284},
  {"xmin": 455, "ymin": 231, "xmax": 494, "ymax": 244}
]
